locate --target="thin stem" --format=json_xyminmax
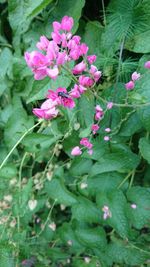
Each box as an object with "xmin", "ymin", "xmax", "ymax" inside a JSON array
[
  {"xmin": 0, "ymin": 120, "xmax": 42, "ymax": 170},
  {"xmin": 102, "ymin": 0, "xmax": 107, "ymax": 26},
  {"xmin": 129, "ymin": 170, "xmax": 135, "ymax": 188},
  {"xmin": 117, "ymin": 171, "xmax": 133, "ymax": 189}
]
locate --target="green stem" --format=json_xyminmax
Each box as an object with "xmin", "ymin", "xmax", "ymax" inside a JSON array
[
  {"xmin": 117, "ymin": 171, "xmax": 133, "ymax": 189},
  {"xmin": 0, "ymin": 120, "xmax": 42, "ymax": 170},
  {"xmin": 102, "ymin": 0, "xmax": 107, "ymax": 26}
]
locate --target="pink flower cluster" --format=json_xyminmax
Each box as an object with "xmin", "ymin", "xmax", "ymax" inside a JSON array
[
  {"xmin": 25, "ymin": 16, "xmax": 102, "ymax": 121},
  {"xmin": 71, "ymin": 137, "xmax": 93, "ymax": 156},
  {"xmin": 125, "ymin": 71, "xmax": 141, "ymax": 90}
]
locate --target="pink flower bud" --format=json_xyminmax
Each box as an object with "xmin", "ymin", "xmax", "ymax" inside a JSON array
[
  {"xmin": 144, "ymin": 61, "xmax": 150, "ymax": 69},
  {"xmin": 61, "ymin": 16, "xmax": 74, "ymax": 32},
  {"xmin": 107, "ymin": 102, "xmax": 113, "ymax": 109},
  {"xmin": 87, "ymin": 55, "xmax": 97, "ymax": 64},
  {"xmin": 72, "ymin": 61, "xmax": 86, "ymax": 75},
  {"xmin": 91, "ymin": 124, "xmax": 99, "ymax": 134},
  {"xmin": 46, "ymin": 66, "xmax": 59, "ymax": 79},
  {"xmin": 105, "ymin": 128, "xmax": 111, "ymax": 132},
  {"xmin": 71, "ymin": 146, "xmax": 82, "ymax": 156},
  {"xmin": 80, "ymin": 138, "xmax": 93, "ymax": 149},
  {"xmin": 79, "ymin": 43, "xmax": 89, "ymax": 55},
  {"xmin": 131, "ymin": 204, "xmax": 137, "ymax": 209},
  {"xmin": 36, "ymin": 36, "xmax": 49, "ymax": 51},
  {"xmin": 131, "ymin": 71, "xmax": 141, "ymax": 81},
  {"xmin": 53, "ymin": 21, "xmax": 61, "ymax": 32},
  {"xmin": 88, "ymin": 149, "xmax": 93, "ymax": 155},
  {"xmin": 104, "ymin": 136, "xmax": 110, "ymax": 141},
  {"xmin": 125, "ymin": 81, "xmax": 135, "ymax": 90}
]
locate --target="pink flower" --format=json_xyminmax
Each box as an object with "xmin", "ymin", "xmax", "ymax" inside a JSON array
[
  {"xmin": 107, "ymin": 102, "xmax": 113, "ymax": 110},
  {"xmin": 79, "ymin": 75, "xmax": 94, "ymax": 87},
  {"xmin": 88, "ymin": 149, "xmax": 93, "ymax": 155},
  {"xmin": 72, "ymin": 61, "xmax": 86, "ymax": 75},
  {"xmin": 79, "ymin": 43, "xmax": 89, "ymax": 55},
  {"xmin": 95, "ymin": 105, "xmax": 104, "ymax": 120},
  {"xmin": 47, "ymin": 41, "xmax": 59, "ymax": 61},
  {"xmin": 131, "ymin": 204, "xmax": 137, "ymax": 209},
  {"xmin": 56, "ymin": 88, "xmax": 75, "ymax": 108},
  {"xmin": 72, "ymin": 35, "xmax": 81, "ymax": 44},
  {"xmin": 125, "ymin": 81, "xmax": 135, "ymax": 90},
  {"xmin": 70, "ymin": 84, "xmax": 81, "ymax": 98},
  {"xmin": 144, "ymin": 61, "xmax": 150, "ymax": 69},
  {"xmin": 131, "ymin": 71, "xmax": 141, "ymax": 81},
  {"xmin": 51, "ymin": 31, "xmax": 62, "ymax": 44},
  {"xmin": 69, "ymin": 49, "xmax": 80, "ymax": 60},
  {"xmin": 46, "ymin": 66, "xmax": 59, "ymax": 79},
  {"xmin": 56, "ymin": 52, "xmax": 67, "ymax": 65},
  {"xmin": 102, "ymin": 205, "xmax": 112, "ymax": 220},
  {"xmin": 71, "ymin": 146, "xmax": 82, "ymax": 156},
  {"xmin": 61, "ymin": 16, "xmax": 74, "ymax": 31},
  {"xmin": 36, "ymin": 36, "xmax": 49, "ymax": 51},
  {"xmin": 91, "ymin": 124, "xmax": 99, "ymax": 134},
  {"xmin": 33, "ymin": 99, "xmax": 59, "ymax": 120},
  {"xmin": 90, "ymin": 65, "xmax": 102, "ymax": 82},
  {"xmin": 104, "ymin": 136, "xmax": 110, "ymax": 141},
  {"xmin": 105, "ymin": 128, "xmax": 111, "ymax": 133},
  {"xmin": 87, "ymin": 55, "xmax": 97, "ymax": 64},
  {"xmin": 53, "ymin": 21, "xmax": 61, "ymax": 32},
  {"xmin": 80, "ymin": 138, "xmax": 93, "ymax": 149}
]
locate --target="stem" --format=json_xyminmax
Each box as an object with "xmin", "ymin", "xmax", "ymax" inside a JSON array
[
  {"xmin": 129, "ymin": 170, "xmax": 135, "ymax": 188},
  {"xmin": 117, "ymin": 171, "xmax": 133, "ymax": 189},
  {"xmin": 0, "ymin": 120, "xmax": 42, "ymax": 170},
  {"xmin": 102, "ymin": 0, "xmax": 106, "ymax": 26}
]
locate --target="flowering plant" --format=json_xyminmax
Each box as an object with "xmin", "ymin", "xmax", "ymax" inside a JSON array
[{"xmin": 1, "ymin": 1, "xmax": 150, "ymax": 266}]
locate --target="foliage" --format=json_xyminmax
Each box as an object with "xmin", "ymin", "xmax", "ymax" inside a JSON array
[{"xmin": 0, "ymin": 0, "xmax": 150, "ymax": 266}]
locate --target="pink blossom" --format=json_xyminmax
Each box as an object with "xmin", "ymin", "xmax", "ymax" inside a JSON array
[
  {"xmin": 95, "ymin": 105, "xmax": 104, "ymax": 120},
  {"xmin": 46, "ymin": 66, "xmax": 59, "ymax": 79},
  {"xmin": 47, "ymin": 41, "xmax": 59, "ymax": 61},
  {"xmin": 72, "ymin": 35, "xmax": 81, "ymax": 44},
  {"xmin": 104, "ymin": 136, "xmax": 110, "ymax": 141},
  {"xmin": 90, "ymin": 65, "xmax": 102, "ymax": 82},
  {"xmin": 67, "ymin": 39, "xmax": 77, "ymax": 50},
  {"xmin": 131, "ymin": 71, "xmax": 141, "ymax": 81},
  {"xmin": 78, "ymin": 85, "xmax": 87, "ymax": 93},
  {"xmin": 51, "ymin": 31, "xmax": 62, "ymax": 44},
  {"xmin": 71, "ymin": 146, "xmax": 82, "ymax": 156},
  {"xmin": 61, "ymin": 33, "xmax": 68, "ymax": 47},
  {"xmin": 56, "ymin": 52, "xmax": 67, "ymax": 65},
  {"xmin": 144, "ymin": 61, "xmax": 150, "ymax": 69},
  {"xmin": 56, "ymin": 88, "xmax": 75, "ymax": 108},
  {"xmin": 87, "ymin": 55, "xmax": 97, "ymax": 64},
  {"xmin": 107, "ymin": 102, "xmax": 113, "ymax": 109},
  {"xmin": 70, "ymin": 84, "xmax": 81, "ymax": 98},
  {"xmin": 32, "ymin": 68, "xmax": 47, "ymax": 80},
  {"xmin": 102, "ymin": 205, "xmax": 112, "ymax": 220},
  {"xmin": 131, "ymin": 204, "xmax": 137, "ymax": 209},
  {"xmin": 88, "ymin": 149, "xmax": 93, "ymax": 155},
  {"xmin": 69, "ymin": 49, "xmax": 80, "ymax": 60},
  {"xmin": 33, "ymin": 99, "xmax": 58, "ymax": 120},
  {"xmin": 79, "ymin": 43, "xmax": 89, "ymax": 55},
  {"xmin": 125, "ymin": 81, "xmax": 135, "ymax": 90},
  {"xmin": 53, "ymin": 21, "xmax": 61, "ymax": 32},
  {"xmin": 80, "ymin": 138, "xmax": 93, "ymax": 149},
  {"xmin": 61, "ymin": 16, "xmax": 74, "ymax": 31},
  {"xmin": 91, "ymin": 124, "xmax": 99, "ymax": 134},
  {"xmin": 36, "ymin": 36, "xmax": 49, "ymax": 51},
  {"xmin": 105, "ymin": 128, "xmax": 111, "ymax": 132},
  {"xmin": 72, "ymin": 61, "xmax": 86, "ymax": 75},
  {"xmin": 79, "ymin": 75, "xmax": 94, "ymax": 87}
]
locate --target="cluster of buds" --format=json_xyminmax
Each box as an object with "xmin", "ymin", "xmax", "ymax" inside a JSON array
[
  {"xmin": 125, "ymin": 71, "xmax": 141, "ymax": 90},
  {"xmin": 25, "ymin": 16, "xmax": 101, "ymax": 120}
]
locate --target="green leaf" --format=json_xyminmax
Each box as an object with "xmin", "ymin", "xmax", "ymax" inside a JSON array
[
  {"xmin": 126, "ymin": 29, "xmax": 150, "ymax": 53},
  {"xmin": 90, "ymin": 151, "xmax": 140, "ymax": 176},
  {"xmin": 139, "ymin": 137, "xmax": 150, "ymax": 164},
  {"xmin": 72, "ymin": 197, "xmax": 100, "ymax": 224},
  {"xmin": 96, "ymin": 190, "xmax": 130, "ymax": 238},
  {"xmin": 69, "ymin": 158, "xmax": 93, "ymax": 176},
  {"xmin": 0, "ymin": 164, "xmax": 17, "ymax": 179},
  {"xmin": 127, "ymin": 186, "xmax": 150, "ymax": 229},
  {"xmin": 45, "ymin": 178, "xmax": 78, "ymax": 206},
  {"xmin": 75, "ymin": 225, "xmax": 107, "ymax": 249},
  {"xmin": 0, "ymin": 48, "xmax": 12, "ymax": 79},
  {"xmin": 4, "ymin": 107, "xmax": 34, "ymax": 148},
  {"xmin": 8, "ymin": 0, "xmax": 53, "ymax": 34}
]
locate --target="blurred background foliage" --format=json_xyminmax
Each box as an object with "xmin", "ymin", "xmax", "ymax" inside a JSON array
[{"xmin": 0, "ymin": 0, "xmax": 150, "ymax": 266}]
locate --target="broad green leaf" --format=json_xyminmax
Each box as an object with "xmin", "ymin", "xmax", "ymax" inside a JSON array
[
  {"xmin": 126, "ymin": 30, "xmax": 150, "ymax": 53},
  {"xmin": 0, "ymin": 164, "xmax": 17, "ymax": 179},
  {"xmin": 78, "ymin": 93, "xmax": 95, "ymax": 128},
  {"xmin": 96, "ymin": 190, "xmax": 130, "ymax": 238},
  {"xmin": 69, "ymin": 158, "xmax": 93, "ymax": 176},
  {"xmin": 75, "ymin": 225, "xmax": 107, "ymax": 249},
  {"xmin": 72, "ymin": 197, "xmax": 100, "ymax": 224},
  {"xmin": 90, "ymin": 151, "xmax": 140, "ymax": 176},
  {"xmin": 45, "ymin": 178, "xmax": 78, "ymax": 206},
  {"xmin": 8, "ymin": 0, "xmax": 53, "ymax": 34},
  {"xmin": 0, "ymin": 48, "xmax": 12, "ymax": 79},
  {"xmin": 139, "ymin": 137, "xmax": 150, "ymax": 164},
  {"xmin": 127, "ymin": 186, "xmax": 150, "ymax": 229}
]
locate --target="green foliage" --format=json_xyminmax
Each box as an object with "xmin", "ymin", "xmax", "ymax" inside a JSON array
[{"xmin": 0, "ymin": 0, "xmax": 150, "ymax": 266}]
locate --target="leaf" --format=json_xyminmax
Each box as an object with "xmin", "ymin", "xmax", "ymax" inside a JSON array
[
  {"xmin": 4, "ymin": 107, "xmax": 34, "ymax": 148},
  {"xmin": 78, "ymin": 93, "xmax": 95, "ymax": 128},
  {"xmin": 69, "ymin": 158, "xmax": 93, "ymax": 176},
  {"xmin": 8, "ymin": 0, "xmax": 53, "ymax": 34},
  {"xmin": 90, "ymin": 151, "xmax": 140, "ymax": 176},
  {"xmin": 139, "ymin": 137, "xmax": 150, "ymax": 164},
  {"xmin": 75, "ymin": 225, "xmax": 107, "ymax": 249},
  {"xmin": 0, "ymin": 164, "xmax": 17, "ymax": 179},
  {"xmin": 87, "ymin": 172, "xmax": 128, "ymax": 196},
  {"xmin": 0, "ymin": 48, "xmax": 12, "ymax": 79},
  {"xmin": 96, "ymin": 190, "xmax": 130, "ymax": 238},
  {"xmin": 127, "ymin": 186, "xmax": 150, "ymax": 229},
  {"xmin": 126, "ymin": 30, "xmax": 150, "ymax": 53},
  {"xmin": 45, "ymin": 178, "xmax": 78, "ymax": 206},
  {"xmin": 72, "ymin": 197, "xmax": 100, "ymax": 224}
]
